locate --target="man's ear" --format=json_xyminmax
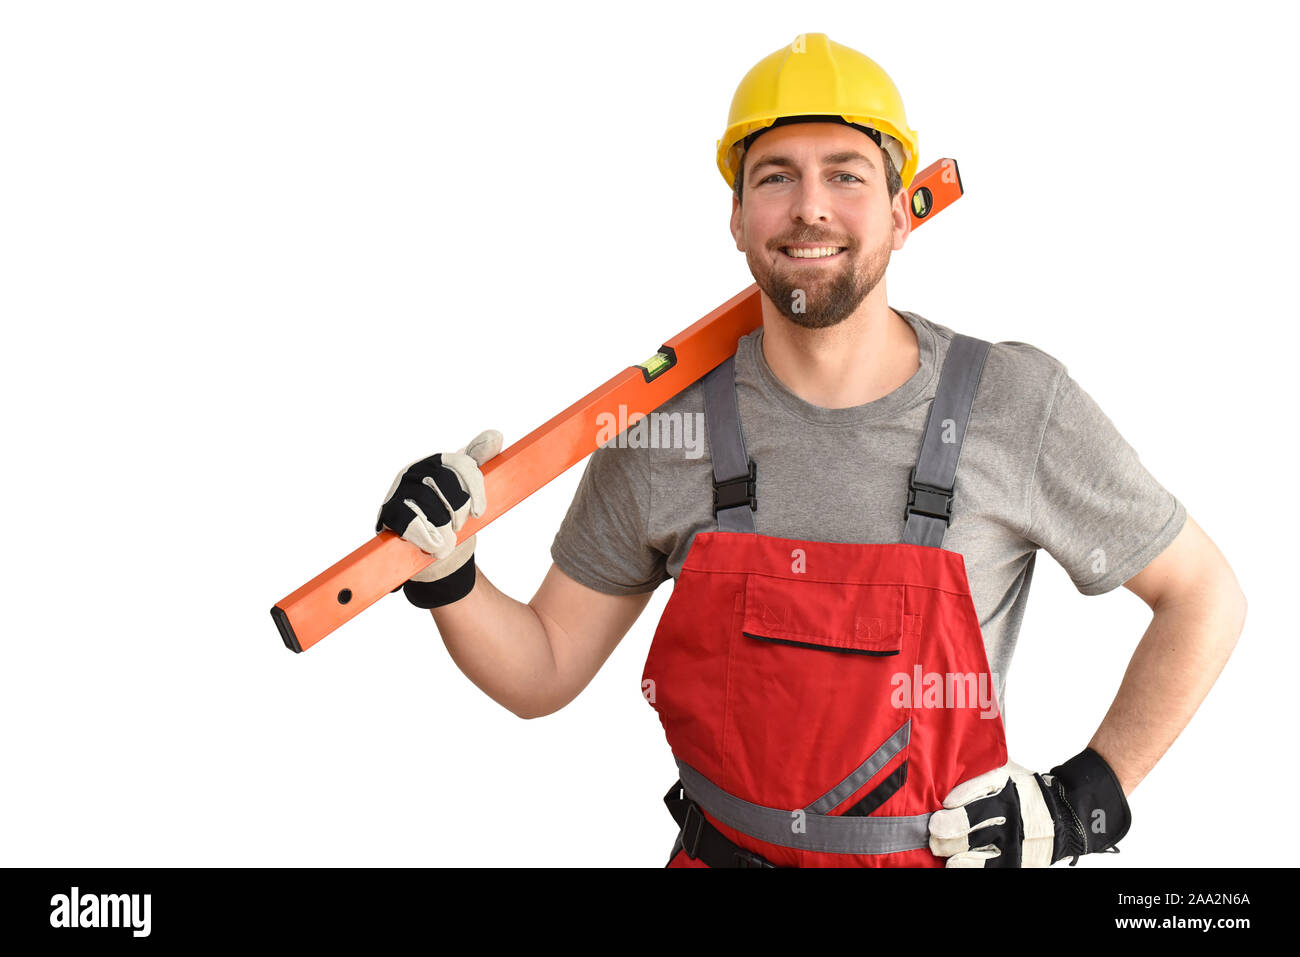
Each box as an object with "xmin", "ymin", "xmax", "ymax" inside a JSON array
[
  {"xmin": 890, "ymin": 185, "xmax": 912, "ymax": 252},
  {"xmin": 731, "ymin": 192, "xmax": 745, "ymax": 252}
]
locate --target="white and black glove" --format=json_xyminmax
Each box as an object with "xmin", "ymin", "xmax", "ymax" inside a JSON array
[
  {"xmin": 928, "ymin": 747, "xmax": 1132, "ymax": 867},
  {"xmin": 376, "ymin": 429, "xmax": 502, "ymax": 609}
]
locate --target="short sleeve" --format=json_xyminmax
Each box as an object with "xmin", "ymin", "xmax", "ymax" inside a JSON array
[
  {"xmin": 1024, "ymin": 369, "xmax": 1187, "ymax": 595},
  {"xmin": 550, "ymin": 439, "xmax": 668, "ymax": 596}
]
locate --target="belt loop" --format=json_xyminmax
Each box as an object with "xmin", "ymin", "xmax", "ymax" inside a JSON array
[{"xmin": 680, "ymin": 802, "xmax": 705, "ymax": 859}]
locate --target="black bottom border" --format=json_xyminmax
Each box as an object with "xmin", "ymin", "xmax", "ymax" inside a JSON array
[{"xmin": 1, "ymin": 865, "xmax": 1283, "ymax": 942}]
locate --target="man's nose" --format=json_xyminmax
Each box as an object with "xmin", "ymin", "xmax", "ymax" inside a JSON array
[{"xmin": 790, "ymin": 177, "xmax": 834, "ymax": 223}]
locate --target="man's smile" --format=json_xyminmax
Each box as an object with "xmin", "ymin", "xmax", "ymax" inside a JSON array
[{"xmin": 779, "ymin": 244, "xmax": 848, "ymax": 261}]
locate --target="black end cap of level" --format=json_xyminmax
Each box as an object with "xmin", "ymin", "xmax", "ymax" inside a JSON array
[{"xmin": 271, "ymin": 605, "xmax": 303, "ymax": 653}]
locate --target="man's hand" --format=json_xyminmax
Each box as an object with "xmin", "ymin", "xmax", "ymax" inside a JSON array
[
  {"xmin": 376, "ymin": 429, "xmax": 503, "ymax": 609},
  {"xmin": 928, "ymin": 748, "xmax": 1132, "ymax": 867}
]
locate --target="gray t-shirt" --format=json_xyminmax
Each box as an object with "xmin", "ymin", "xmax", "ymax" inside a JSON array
[{"xmin": 550, "ymin": 309, "xmax": 1187, "ymax": 707}]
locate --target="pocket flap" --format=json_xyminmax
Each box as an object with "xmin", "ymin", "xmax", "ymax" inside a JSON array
[{"xmin": 741, "ymin": 575, "xmax": 904, "ymax": 656}]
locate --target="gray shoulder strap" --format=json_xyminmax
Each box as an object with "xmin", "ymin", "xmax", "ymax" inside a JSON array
[
  {"xmin": 702, "ymin": 334, "xmax": 991, "ymax": 545},
  {"xmin": 701, "ymin": 355, "xmax": 756, "ymax": 533},
  {"xmin": 901, "ymin": 334, "xmax": 992, "ymax": 548}
]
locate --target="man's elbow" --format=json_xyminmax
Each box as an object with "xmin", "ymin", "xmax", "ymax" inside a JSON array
[
  {"xmin": 509, "ymin": 690, "xmax": 571, "ymax": 720},
  {"xmin": 1168, "ymin": 554, "xmax": 1247, "ymax": 637},
  {"xmin": 1214, "ymin": 557, "xmax": 1247, "ymax": 634},
  {"xmin": 1207, "ymin": 572, "xmax": 1247, "ymax": 653},
  {"xmin": 512, "ymin": 703, "xmax": 550, "ymax": 720}
]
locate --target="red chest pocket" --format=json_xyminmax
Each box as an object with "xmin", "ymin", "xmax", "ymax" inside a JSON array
[{"xmin": 741, "ymin": 573, "xmax": 910, "ymax": 656}]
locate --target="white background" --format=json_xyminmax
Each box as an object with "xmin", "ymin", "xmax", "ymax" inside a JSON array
[{"xmin": 2, "ymin": 0, "xmax": 1293, "ymax": 868}]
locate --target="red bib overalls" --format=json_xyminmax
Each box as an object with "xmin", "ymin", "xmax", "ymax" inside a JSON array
[{"xmin": 643, "ymin": 333, "xmax": 1008, "ymax": 867}]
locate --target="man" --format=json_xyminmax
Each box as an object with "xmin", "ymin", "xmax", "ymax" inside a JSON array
[{"xmin": 375, "ymin": 34, "xmax": 1246, "ymax": 867}]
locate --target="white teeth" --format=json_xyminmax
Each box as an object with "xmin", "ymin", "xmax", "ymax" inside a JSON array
[{"xmin": 783, "ymin": 246, "xmax": 843, "ymax": 258}]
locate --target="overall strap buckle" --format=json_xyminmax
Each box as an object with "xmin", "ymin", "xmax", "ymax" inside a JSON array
[
  {"xmin": 732, "ymin": 847, "xmax": 777, "ymax": 869},
  {"xmin": 905, "ymin": 466, "xmax": 953, "ymax": 526},
  {"xmin": 713, "ymin": 459, "xmax": 757, "ymax": 515},
  {"xmin": 680, "ymin": 802, "xmax": 706, "ymax": 858},
  {"xmin": 667, "ymin": 780, "xmax": 780, "ymax": 867}
]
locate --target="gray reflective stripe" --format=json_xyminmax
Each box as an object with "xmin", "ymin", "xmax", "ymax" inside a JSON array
[
  {"xmin": 702, "ymin": 355, "xmax": 756, "ymax": 533},
  {"xmin": 676, "ymin": 758, "xmax": 932, "ymax": 855},
  {"xmin": 807, "ymin": 719, "xmax": 911, "ymax": 814},
  {"xmin": 903, "ymin": 334, "xmax": 991, "ymax": 548}
]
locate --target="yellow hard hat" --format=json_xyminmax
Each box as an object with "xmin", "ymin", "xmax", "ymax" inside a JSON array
[{"xmin": 716, "ymin": 33, "xmax": 919, "ymax": 191}]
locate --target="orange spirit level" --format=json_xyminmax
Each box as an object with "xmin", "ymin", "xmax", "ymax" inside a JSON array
[{"xmin": 272, "ymin": 158, "xmax": 964, "ymax": 652}]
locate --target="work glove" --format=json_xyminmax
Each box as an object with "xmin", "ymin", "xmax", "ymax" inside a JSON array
[
  {"xmin": 376, "ymin": 429, "xmax": 503, "ymax": 609},
  {"xmin": 927, "ymin": 747, "xmax": 1132, "ymax": 867}
]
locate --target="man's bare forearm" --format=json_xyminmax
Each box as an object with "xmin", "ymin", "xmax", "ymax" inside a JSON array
[
  {"xmin": 1087, "ymin": 581, "xmax": 1247, "ymax": 795},
  {"xmin": 427, "ymin": 565, "xmax": 560, "ymax": 719}
]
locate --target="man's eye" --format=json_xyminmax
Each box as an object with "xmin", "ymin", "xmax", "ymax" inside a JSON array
[{"xmin": 758, "ymin": 172, "xmax": 861, "ymax": 185}]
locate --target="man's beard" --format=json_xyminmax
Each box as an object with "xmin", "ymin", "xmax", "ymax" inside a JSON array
[{"xmin": 747, "ymin": 236, "xmax": 890, "ymax": 330}]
